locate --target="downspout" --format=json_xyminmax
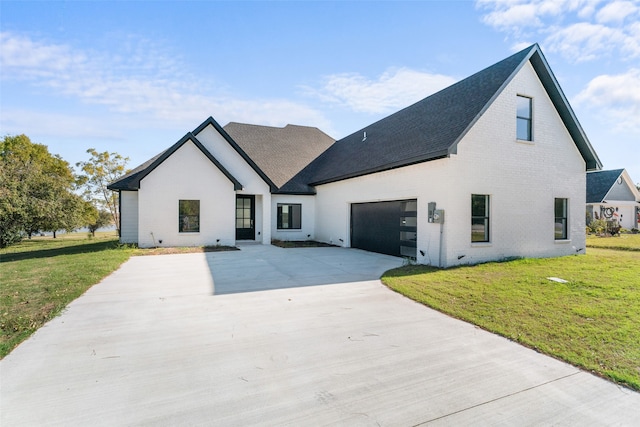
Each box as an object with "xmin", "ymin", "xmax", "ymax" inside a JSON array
[
  {"xmin": 438, "ymin": 222, "xmax": 444, "ymax": 268},
  {"xmin": 118, "ymin": 190, "xmax": 122, "ymax": 238}
]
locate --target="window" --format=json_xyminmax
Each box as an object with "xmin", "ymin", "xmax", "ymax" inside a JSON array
[
  {"xmin": 179, "ymin": 200, "xmax": 200, "ymax": 232},
  {"xmin": 471, "ymin": 194, "xmax": 490, "ymax": 242},
  {"xmin": 277, "ymin": 203, "xmax": 301, "ymax": 229},
  {"xmin": 517, "ymin": 95, "xmax": 532, "ymax": 141},
  {"xmin": 555, "ymin": 198, "xmax": 568, "ymax": 240}
]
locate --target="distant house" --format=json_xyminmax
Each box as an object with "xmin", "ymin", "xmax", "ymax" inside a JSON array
[
  {"xmin": 586, "ymin": 169, "xmax": 640, "ymax": 230},
  {"xmin": 109, "ymin": 44, "xmax": 602, "ymax": 267}
]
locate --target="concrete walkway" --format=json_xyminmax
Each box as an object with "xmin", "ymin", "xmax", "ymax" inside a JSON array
[{"xmin": 1, "ymin": 245, "xmax": 638, "ymax": 425}]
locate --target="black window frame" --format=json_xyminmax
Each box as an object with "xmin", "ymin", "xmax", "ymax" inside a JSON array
[
  {"xmin": 554, "ymin": 198, "xmax": 568, "ymax": 240},
  {"xmin": 471, "ymin": 194, "xmax": 490, "ymax": 243},
  {"xmin": 179, "ymin": 199, "xmax": 200, "ymax": 233},
  {"xmin": 277, "ymin": 203, "xmax": 302, "ymax": 230},
  {"xmin": 517, "ymin": 95, "xmax": 532, "ymax": 141}
]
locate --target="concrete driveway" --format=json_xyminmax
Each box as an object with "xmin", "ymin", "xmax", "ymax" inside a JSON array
[{"xmin": 2, "ymin": 244, "xmax": 638, "ymax": 426}]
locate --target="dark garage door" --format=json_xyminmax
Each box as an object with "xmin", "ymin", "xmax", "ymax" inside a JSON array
[{"xmin": 351, "ymin": 200, "xmax": 417, "ymax": 258}]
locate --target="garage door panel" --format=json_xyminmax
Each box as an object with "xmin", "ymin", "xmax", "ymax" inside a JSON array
[{"xmin": 351, "ymin": 200, "xmax": 416, "ymax": 258}]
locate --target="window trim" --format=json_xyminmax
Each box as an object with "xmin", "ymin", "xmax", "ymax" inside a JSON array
[
  {"xmin": 471, "ymin": 194, "xmax": 490, "ymax": 243},
  {"xmin": 179, "ymin": 199, "xmax": 200, "ymax": 233},
  {"xmin": 517, "ymin": 95, "xmax": 533, "ymax": 141},
  {"xmin": 277, "ymin": 203, "xmax": 302, "ymax": 230},
  {"xmin": 554, "ymin": 198, "xmax": 568, "ymax": 240}
]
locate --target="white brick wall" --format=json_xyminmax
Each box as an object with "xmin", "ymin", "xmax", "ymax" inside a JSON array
[
  {"xmin": 195, "ymin": 124, "xmax": 272, "ymax": 244},
  {"xmin": 137, "ymin": 140, "xmax": 237, "ymax": 248},
  {"xmin": 314, "ymin": 61, "xmax": 587, "ymax": 266}
]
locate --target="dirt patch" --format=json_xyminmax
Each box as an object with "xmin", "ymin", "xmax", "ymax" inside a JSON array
[
  {"xmin": 134, "ymin": 246, "xmax": 239, "ymax": 256},
  {"xmin": 271, "ymin": 239, "xmax": 338, "ymax": 248}
]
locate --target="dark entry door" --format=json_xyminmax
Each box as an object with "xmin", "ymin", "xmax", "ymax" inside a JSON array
[
  {"xmin": 236, "ymin": 195, "xmax": 255, "ymax": 240},
  {"xmin": 351, "ymin": 200, "xmax": 416, "ymax": 258}
]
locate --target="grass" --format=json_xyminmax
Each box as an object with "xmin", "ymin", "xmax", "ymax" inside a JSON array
[
  {"xmin": 382, "ymin": 248, "xmax": 640, "ymax": 391},
  {"xmin": 586, "ymin": 233, "xmax": 640, "ymax": 251},
  {"xmin": 0, "ymin": 232, "xmax": 135, "ymax": 358}
]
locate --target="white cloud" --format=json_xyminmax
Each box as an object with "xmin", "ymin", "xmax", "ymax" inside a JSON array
[
  {"xmin": 304, "ymin": 68, "xmax": 457, "ymax": 114},
  {"xmin": 545, "ymin": 22, "xmax": 631, "ymax": 62},
  {"xmin": 575, "ymin": 68, "xmax": 640, "ymax": 132},
  {"xmin": 475, "ymin": 0, "xmax": 640, "ymax": 62},
  {"xmin": 0, "ymin": 31, "xmax": 331, "ymax": 138},
  {"xmin": 596, "ymin": 0, "xmax": 639, "ymax": 23},
  {"xmin": 0, "ymin": 32, "xmax": 86, "ymax": 74},
  {"xmin": 480, "ymin": 2, "xmax": 542, "ymax": 31}
]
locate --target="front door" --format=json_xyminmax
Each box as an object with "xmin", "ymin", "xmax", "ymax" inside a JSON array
[{"xmin": 236, "ymin": 195, "xmax": 255, "ymax": 240}]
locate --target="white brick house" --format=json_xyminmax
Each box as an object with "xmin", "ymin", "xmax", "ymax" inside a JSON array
[{"xmin": 109, "ymin": 44, "xmax": 602, "ymax": 267}]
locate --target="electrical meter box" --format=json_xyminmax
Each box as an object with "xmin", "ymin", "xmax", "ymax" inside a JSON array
[
  {"xmin": 428, "ymin": 202, "xmax": 436, "ymax": 223},
  {"xmin": 433, "ymin": 209, "xmax": 445, "ymax": 224}
]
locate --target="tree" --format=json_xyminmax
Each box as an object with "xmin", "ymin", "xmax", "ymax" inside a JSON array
[
  {"xmin": 87, "ymin": 209, "xmax": 113, "ymax": 237},
  {"xmin": 42, "ymin": 193, "xmax": 96, "ymax": 238},
  {"xmin": 76, "ymin": 149, "xmax": 129, "ymax": 236},
  {"xmin": 0, "ymin": 134, "xmax": 86, "ymax": 247}
]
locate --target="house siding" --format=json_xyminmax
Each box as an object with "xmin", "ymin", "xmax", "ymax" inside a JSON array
[
  {"xmin": 314, "ymin": 61, "xmax": 587, "ymax": 267},
  {"xmin": 606, "ymin": 179, "xmax": 636, "ymax": 201},
  {"xmin": 588, "ymin": 203, "xmax": 639, "ymax": 230},
  {"xmin": 120, "ymin": 191, "xmax": 138, "ymax": 244},
  {"xmin": 137, "ymin": 140, "xmax": 236, "ymax": 248}
]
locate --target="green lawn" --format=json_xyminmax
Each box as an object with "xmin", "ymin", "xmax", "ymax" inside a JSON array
[
  {"xmin": 382, "ymin": 248, "xmax": 640, "ymax": 390},
  {"xmin": 0, "ymin": 233, "xmax": 134, "ymax": 358},
  {"xmin": 586, "ymin": 233, "xmax": 640, "ymax": 251}
]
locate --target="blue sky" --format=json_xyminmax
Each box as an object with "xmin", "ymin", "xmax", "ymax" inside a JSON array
[{"xmin": 1, "ymin": 1, "xmax": 639, "ymax": 182}]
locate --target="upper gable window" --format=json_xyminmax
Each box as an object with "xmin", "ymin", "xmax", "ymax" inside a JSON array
[{"xmin": 517, "ymin": 95, "xmax": 532, "ymax": 141}]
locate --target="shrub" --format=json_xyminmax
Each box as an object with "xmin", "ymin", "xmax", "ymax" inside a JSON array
[{"xmin": 588, "ymin": 219, "xmax": 607, "ymax": 234}]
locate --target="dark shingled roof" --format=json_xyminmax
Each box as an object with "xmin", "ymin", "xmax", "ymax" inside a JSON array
[
  {"xmin": 107, "ymin": 133, "xmax": 242, "ymax": 191},
  {"xmin": 279, "ymin": 44, "xmax": 601, "ymax": 194},
  {"xmin": 223, "ymin": 122, "xmax": 335, "ymax": 189},
  {"xmin": 586, "ymin": 169, "xmax": 624, "ymax": 203},
  {"xmin": 110, "ymin": 44, "xmax": 601, "ymax": 196}
]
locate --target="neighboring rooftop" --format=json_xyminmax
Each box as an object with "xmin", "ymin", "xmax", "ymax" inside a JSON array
[{"xmin": 587, "ymin": 169, "xmax": 626, "ymax": 203}]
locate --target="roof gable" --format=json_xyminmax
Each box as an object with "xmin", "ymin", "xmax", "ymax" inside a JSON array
[
  {"xmin": 281, "ymin": 44, "xmax": 601, "ymax": 193},
  {"xmin": 528, "ymin": 48, "xmax": 601, "ymax": 171},
  {"xmin": 193, "ymin": 117, "xmax": 278, "ymax": 192},
  {"xmin": 107, "ymin": 132, "xmax": 242, "ymax": 191}
]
